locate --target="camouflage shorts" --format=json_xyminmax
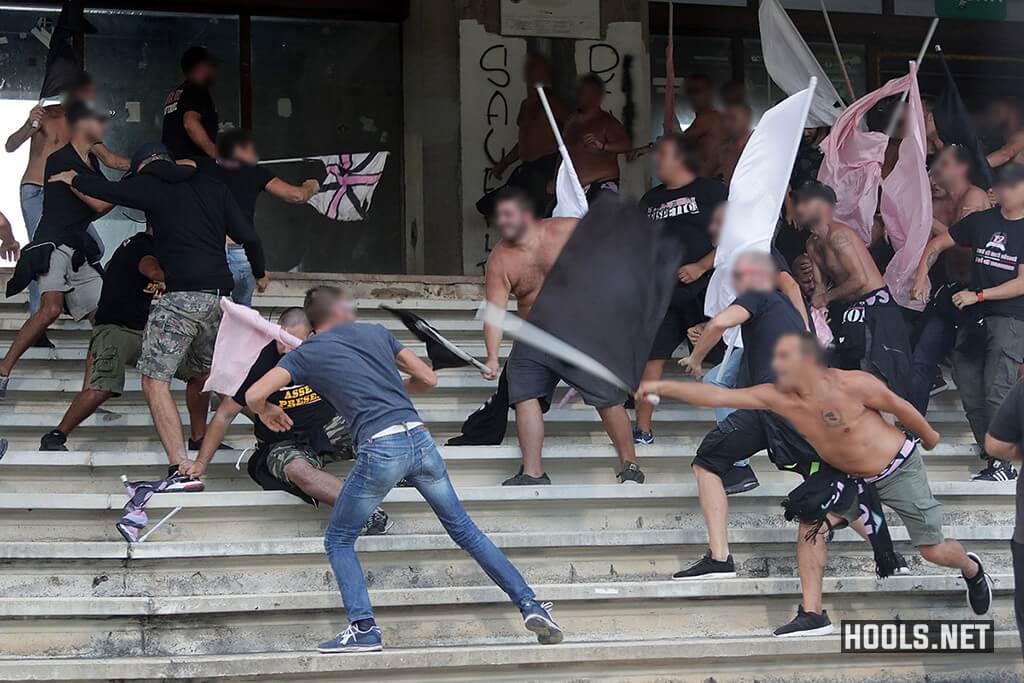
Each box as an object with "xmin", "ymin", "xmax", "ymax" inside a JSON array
[
  {"xmin": 138, "ymin": 291, "xmax": 222, "ymax": 382},
  {"xmin": 265, "ymin": 415, "xmax": 356, "ymax": 485}
]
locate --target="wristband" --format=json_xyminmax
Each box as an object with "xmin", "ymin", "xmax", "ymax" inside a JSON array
[{"xmin": 976, "ymin": 289, "xmax": 986, "ymax": 303}]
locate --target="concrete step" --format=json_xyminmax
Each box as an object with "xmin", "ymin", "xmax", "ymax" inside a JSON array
[
  {"xmin": 0, "ymin": 481, "xmax": 1014, "ymax": 543},
  {"xmin": 2, "ymin": 632, "xmax": 1019, "ymax": 682},
  {"xmin": 0, "ymin": 525, "xmax": 1013, "ymax": 599},
  {"xmin": 0, "ymin": 575, "xmax": 1014, "ymax": 657}
]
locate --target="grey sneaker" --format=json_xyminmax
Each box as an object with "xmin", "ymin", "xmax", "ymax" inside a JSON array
[
  {"xmin": 0, "ymin": 374, "xmax": 10, "ymax": 400},
  {"xmin": 502, "ymin": 468, "xmax": 552, "ymax": 486},
  {"xmin": 617, "ymin": 462, "xmax": 646, "ymax": 484}
]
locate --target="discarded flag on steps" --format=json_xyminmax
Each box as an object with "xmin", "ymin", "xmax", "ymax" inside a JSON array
[
  {"xmin": 381, "ymin": 306, "xmax": 490, "ymax": 372},
  {"xmin": 932, "ymin": 46, "xmax": 994, "ymax": 189},
  {"xmin": 38, "ymin": 0, "xmax": 96, "ymax": 100}
]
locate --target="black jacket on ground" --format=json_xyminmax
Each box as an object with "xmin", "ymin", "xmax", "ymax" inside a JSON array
[{"xmin": 72, "ymin": 160, "xmax": 266, "ymax": 293}]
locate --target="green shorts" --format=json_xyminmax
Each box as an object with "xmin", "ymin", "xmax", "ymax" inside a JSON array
[
  {"xmin": 836, "ymin": 448, "xmax": 945, "ymax": 547},
  {"xmin": 264, "ymin": 415, "xmax": 355, "ymax": 485},
  {"xmin": 138, "ymin": 291, "xmax": 221, "ymax": 382},
  {"xmin": 89, "ymin": 324, "xmax": 143, "ymax": 396}
]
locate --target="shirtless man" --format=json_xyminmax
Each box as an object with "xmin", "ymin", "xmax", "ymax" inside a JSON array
[
  {"xmin": 706, "ymin": 102, "xmax": 752, "ymax": 185},
  {"xmin": 487, "ymin": 53, "xmax": 569, "ymax": 215},
  {"xmin": 681, "ymin": 74, "xmax": 724, "ymax": 172},
  {"xmin": 985, "ymin": 96, "xmax": 1024, "ymax": 169},
  {"xmin": 484, "ymin": 187, "xmax": 641, "ymax": 485},
  {"xmin": 907, "ymin": 146, "xmax": 990, "ymax": 415},
  {"xmin": 797, "ymin": 181, "xmax": 911, "ymax": 393},
  {"xmin": 5, "ymin": 72, "xmax": 128, "ymax": 343},
  {"xmin": 640, "ymin": 331, "xmax": 991, "ymax": 636},
  {"xmin": 560, "ymin": 73, "xmax": 631, "ymax": 203}
]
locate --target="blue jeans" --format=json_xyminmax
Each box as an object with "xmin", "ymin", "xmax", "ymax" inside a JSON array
[
  {"xmin": 226, "ymin": 245, "xmax": 256, "ymax": 307},
  {"xmin": 324, "ymin": 426, "xmax": 535, "ymax": 622},
  {"xmin": 908, "ymin": 314, "xmax": 956, "ymax": 415},
  {"xmin": 704, "ymin": 347, "xmax": 749, "ymax": 467},
  {"xmin": 20, "ymin": 184, "xmax": 105, "ymax": 315}
]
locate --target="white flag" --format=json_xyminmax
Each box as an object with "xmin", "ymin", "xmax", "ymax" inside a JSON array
[
  {"xmin": 705, "ymin": 80, "xmax": 817, "ymax": 347},
  {"xmin": 758, "ymin": 0, "xmax": 845, "ymax": 127},
  {"xmin": 551, "ymin": 156, "xmax": 588, "ymax": 219},
  {"xmin": 306, "ymin": 152, "xmax": 389, "ymax": 221}
]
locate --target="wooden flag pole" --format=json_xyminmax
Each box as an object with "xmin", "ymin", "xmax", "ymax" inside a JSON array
[{"xmin": 819, "ymin": 0, "xmax": 856, "ymax": 103}]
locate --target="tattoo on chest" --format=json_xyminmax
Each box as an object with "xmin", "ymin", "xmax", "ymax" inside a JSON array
[{"xmin": 821, "ymin": 409, "xmax": 844, "ymax": 427}]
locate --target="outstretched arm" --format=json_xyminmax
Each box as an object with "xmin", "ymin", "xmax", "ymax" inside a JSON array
[
  {"xmin": 987, "ymin": 130, "xmax": 1024, "ymax": 168},
  {"xmin": 179, "ymin": 396, "xmax": 244, "ymax": 477},
  {"xmin": 680, "ymin": 303, "xmax": 751, "ymax": 375},
  {"xmin": 637, "ymin": 379, "xmax": 777, "ymax": 411},
  {"xmin": 482, "ymin": 251, "xmax": 511, "ymax": 381},
  {"xmin": 93, "ymin": 144, "xmax": 131, "ymax": 171},
  {"xmin": 911, "ymin": 232, "xmax": 955, "ymax": 301},
  {"xmin": 266, "ymin": 177, "xmax": 319, "ymax": 204},
  {"xmin": 851, "ymin": 371, "xmax": 940, "ymax": 449},
  {"xmin": 396, "ymin": 347, "xmax": 437, "ymax": 394}
]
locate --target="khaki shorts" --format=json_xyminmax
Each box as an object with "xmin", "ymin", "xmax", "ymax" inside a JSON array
[
  {"xmin": 265, "ymin": 415, "xmax": 355, "ymax": 485},
  {"xmin": 138, "ymin": 291, "xmax": 221, "ymax": 382},
  {"xmin": 36, "ymin": 245, "xmax": 103, "ymax": 321},
  {"xmin": 836, "ymin": 449, "xmax": 945, "ymax": 547},
  {"xmin": 89, "ymin": 325, "xmax": 143, "ymax": 395}
]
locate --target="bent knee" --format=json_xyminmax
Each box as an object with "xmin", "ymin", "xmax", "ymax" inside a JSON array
[{"xmin": 283, "ymin": 458, "xmax": 317, "ymax": 483}]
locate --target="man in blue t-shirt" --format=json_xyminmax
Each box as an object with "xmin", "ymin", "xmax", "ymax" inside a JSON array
[{"xmin": 243, "ymin": 285, "xmax": 563, "ymax": 654}]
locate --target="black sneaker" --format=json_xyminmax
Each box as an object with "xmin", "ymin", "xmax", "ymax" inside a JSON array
[
  {"xmin": 773, "ymin": 605, "xmax": 833, "ymax": 637},
  {"xmin": 502, "ymin": 467, "xmax": 551, "ymax": 486},
  {"xmin": 632, "ymin": 427, "xmax": 654, "ymax": 445},
  {"xmin": 40, "ymin": 430, "xmax": 68, "ymax": 451},
  {"xmin": 31, "ymin": 332, "xmax": 55, "ymax": 349},
  {"xmin": 929, "ymin": 373, "xmax": 949, "ymax": 397},
  {"xmin": 187, "ymin": 438, "xmax": 235, "ymax": 452},
  {"xmin": 972, "ymin": 459, "xmax": 1017, "ymax": 482},
  {"xmin": 617, "ymin": 462, "xmax": 645, "ymax": 484},
  {"xmin": 963, "ymin": 552, "xmax": 992, "ymax": 615},
  {"xmin": 721, "ymin": 463, "xmax": 760, "ymax": 495},
  {"xmin": 893, "ymin": 552, "xmax": 911, "ymax": 575},
  {"xmin": 672, "ymin": 550, "xmax": 736, "ymax": 580},
  {"xmin": 362, "ymin": 508, "xmax": 392, "ymax": 536}
]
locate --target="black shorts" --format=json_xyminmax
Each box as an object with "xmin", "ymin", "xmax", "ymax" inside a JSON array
[
  {"xmin": 692, "ymin": 409, "xmax": 819, "ymax": 477},
  {"xmin": 649, "ymin": 279, "xmax": 710, "ymax": 360},
  {"xmin": 506, "ymin": 341, "xmax": 624, "ymax": 409}
]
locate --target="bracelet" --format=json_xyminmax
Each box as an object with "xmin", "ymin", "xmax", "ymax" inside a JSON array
[{"xmin": 976, "ymin": 289, "xmax": 986, "ymax": 302}]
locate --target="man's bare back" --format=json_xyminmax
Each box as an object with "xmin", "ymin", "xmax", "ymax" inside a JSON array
[
  {"xmin": 683, "ymin": 109, "xmax": 724, "ymax": 172},
  {"xmin": 487, "ymin": 217, "xmax": 577, "ymax": 318},
  {"xmin": 517, "ymin": 94, "xmax": 566, "ymax": 163},
  {"xmin": 563, "ymin": 111, "xmax": 626, "ymax": 187},
  {"xmin": 710, "ymin": 131, "xmax": 750, "ymax": 185},
  {"xmin": 807, "ymin": 221, "xmax": 885, "ymax": 306}
]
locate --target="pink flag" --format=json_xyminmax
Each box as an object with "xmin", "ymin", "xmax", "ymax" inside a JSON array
[
  {"xmin": 880, "ymin": 64, "xmax": 931, "ymax": 311},
  {"xmin": 817, "ymin": 66, "xmax": 931, "ymax": 309},
  {"xmin": 203, "ymin": 298, "xmax": 304, "ymax": 396}
]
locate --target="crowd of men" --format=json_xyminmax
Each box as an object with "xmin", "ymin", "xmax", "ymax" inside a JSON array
[{"xmin": 2, "ymin": 44, "xmax": 1024, "ymax": 651}]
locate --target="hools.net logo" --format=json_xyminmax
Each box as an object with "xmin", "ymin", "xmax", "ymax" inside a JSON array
[{"xmin": 841, "ymin": 620, "xmax": 994, "ymax": 653}]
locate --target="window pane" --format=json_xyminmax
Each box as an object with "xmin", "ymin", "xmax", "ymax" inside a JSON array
[{"xmin": 251, "ymin": 17, "xmax": 403, "ymax": 274}]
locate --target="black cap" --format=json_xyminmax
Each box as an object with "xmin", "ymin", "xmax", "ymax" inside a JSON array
[
  {"xmin": 792, "ymin": 180, "xmax": 837, "ymax": 205},
  {"xmin": 130, "ymin": 142, "xmax": 172, "ymax": 174},
  {"xmin": 181, "ymin": 45, "xmax": 219, "ymax": 73},
  {"xmin": 995, "ymin": 163, "xmax": 1024, "ymax": 187},
  {"xmin": 65, "ymin": 101, "xmax": 109, "ymax": 125}
]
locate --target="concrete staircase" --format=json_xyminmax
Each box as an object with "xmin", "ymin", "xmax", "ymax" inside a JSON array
[{"xmin": 0, "ymin": 275, "xmax": 1020, "ymax": 682}]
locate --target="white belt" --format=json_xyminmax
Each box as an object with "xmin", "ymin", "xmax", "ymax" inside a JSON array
[{"xmin": 370, "ymin": 421, "xmax": 424, "ymax": 439}]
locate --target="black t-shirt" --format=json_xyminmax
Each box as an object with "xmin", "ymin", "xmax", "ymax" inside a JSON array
[
  {"xmin": 734, "ymin": 290, "xmax": 806, "ymax": 384},
  {"xmin": 773, "ymin": 222, "xmax": 810, "ymax": 268},
  {"xmin": 949, "ymin": 207, "xmax": 1024, "ymax": 320},
  {"xmin": 161, "ymin": 80, "xmax": 219, "ymax": 159},
  {"xmin": 985, "ymin": 377, "xmax": 1024, "ymax": 543},
  {"xmin": 94, "ymin": 233, "xmax": 160, "ymax": 330},
  {"xmin": 35, "ymin": 143, "xmax": 103, "ymax": 248},
  {"xmin": 196, "ymin": 158, "xmax": 275, "ymax": 225},
  {"xmin": 233, "ymin": 343, "xmax": 336, "ymax": 444},
  {"xmin": 640, "ymin": 177, "xmax": 728, "ymax": 267}
]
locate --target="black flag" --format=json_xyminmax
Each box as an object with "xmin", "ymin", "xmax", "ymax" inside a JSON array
[
  {"xmin": 381, "ymin": 306, "xmax": 488, "ymax": 372},
  {"xmin": 38, "ymin": 0, "xmax": 95, "ymax": 100},
  {"xmin": 933, "ymin": 46, "xmax": 993, "ymax": 189},
  {"xmin": 523, "ymin": 194, "xmax": 683, "ymax": 390}
]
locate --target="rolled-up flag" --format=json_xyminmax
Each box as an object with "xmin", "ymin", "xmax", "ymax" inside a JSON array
[{"xmin": 382, "ymin": 306, "xmax": 489, "ymax": 372}]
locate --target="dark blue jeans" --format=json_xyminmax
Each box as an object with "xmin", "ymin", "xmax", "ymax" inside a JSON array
[
  {"xmin": 323, "ymin": 426, "xmax": 534, "ymax": 622},
  {"xmin": 908, "ymin": 313, "xmax": 956, "ymax": 415}
]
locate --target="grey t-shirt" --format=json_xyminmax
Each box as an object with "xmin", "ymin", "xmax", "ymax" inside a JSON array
[
  {"xmin": 985, "ymin": 377, "xmax": 1024, "ymax": 543},
  {"xmin": 277, "ymin": 322, "xmax": 420, "ymax": 446}
]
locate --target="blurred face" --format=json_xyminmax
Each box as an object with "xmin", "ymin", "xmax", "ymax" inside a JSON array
[
  {"xmin": 793, "ymin": 198, "xmax": 832, "ymax": 232},
  {"xmin": 76, "ymin": 117, "xmax": 106, "ymax": 144},
  {"xmin": 771, "ymin": 335, "xmax": 809, "ymax": 390},
  {"xmin": 524, "ymin": 55, "xmax": 551, "ymax": 86},
  {"xmin": 708, "ymin": 203, "xmax": 727, "ymax": 245},
  {"xmin": 996, "ymin": 180, "xmax": 1024, "ymax": 212},
  {"xmin": 189, "ymin": 61, "xmax": 218, "ymax": 87},
  {"xmin": 68, "ymin": 80, "xmax": 97, "ymax": 106},
  {"xmin": 494, "ymin": 199, "xmax": 532, "ymax": 241},
  {"xmin": 576, "ymin": 81, "xmax": 603, "ymax": 110},
  {"xmin": 327, "ymin": 296, "xmax": 357, "ymax": 327},
  {"xmin": 934, "ymin": 148, "xmax": 968, "ymax": 188},
  {"xmin": 277, "ymin": 321, "xmax": 312, "ymax": 353},
  {"xmin": 232, "ymin": 141, "xmax": 259, "ymax": 164},
  {"xmin": 723, "ymin": 105, "xmax": 752, "ymax": 139},
  {"xmin": 685, "ymin": 79, "xmax": 713, "ymax": 111},
  {"xmin": 987, "ymin": 101, "xmax": 1014, "ymax": 132},
  {"xmin": 653, "ymin": 138, "xmax": 683, "ymax": 183},
  {"xmin": 721, "ymin": 83, "xmax": 746, "ymax": 107},
  {"xmin": 732, "ymin": 257, "xmax": 774, "ymax": 294}
]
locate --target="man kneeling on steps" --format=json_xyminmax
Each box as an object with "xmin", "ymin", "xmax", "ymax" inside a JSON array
[
  {"xmin": 639, "ymin": 331, "xmax": 992, "ymax": 637},
  {"xmin": 177, "ymin": 307, "xmax": 389, "ymax": 535}
]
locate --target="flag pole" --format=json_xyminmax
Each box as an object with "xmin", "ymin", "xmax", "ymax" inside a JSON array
[
  {"xmin": 259, "ymin": 156, "xmax": 317, "ymax": 165},
  {"xmin": 664, "ymin": 0, "xmax": 678, "ymax": 134},
  {"xmin": 536, "ymin": 84, "xmax": 587, "ymax": 213},
  {"xmin": 884, "ymin": 18, "xmax": 938, "ymax": 137},
  {"xmin": 819, "ymin": 0, "xmax": 856, "ymax": 103}
]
